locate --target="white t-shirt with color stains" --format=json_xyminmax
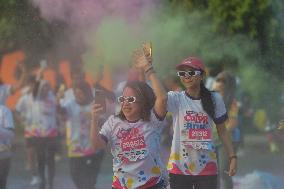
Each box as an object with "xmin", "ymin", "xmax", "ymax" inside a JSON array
[
  {"xmin": 30, "ymin": 92, "xmax": 58, "ymax": 138},
  {"xmin": 99, "ymin": 112, "xmax": 167, "ymax": 189},
  {"xmin": 60, "ymin": 100, "xmax": 95, "ymax": 157},
  {"xmin": 167, "ymin": 91, "xmax": 227, "ymax": 176}
]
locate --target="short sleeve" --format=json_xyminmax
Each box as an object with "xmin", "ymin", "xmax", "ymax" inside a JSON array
[
  {"xmin": 99, "ymin": 115, "xmax": 115, "ymax": 144},
  {"xmin": 212, "ymin": 92, "xmax": 228, "ymax": 125},
  {"xmin": 167, "ymin": 91, "xmax": 179, "ymax": 114},
  {"xmin": 150, "ymin": 110, "xmax": 167, "ymax": 129}
]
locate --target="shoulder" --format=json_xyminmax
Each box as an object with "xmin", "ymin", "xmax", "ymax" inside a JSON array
[{"xmin": 105, "ymin": 115, "xmax": 120, "ymax": 124}]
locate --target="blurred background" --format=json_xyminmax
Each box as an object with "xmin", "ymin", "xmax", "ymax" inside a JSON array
[{"xmin": 0, "ymin": 0, "xmax": 283, "ymax": 189}]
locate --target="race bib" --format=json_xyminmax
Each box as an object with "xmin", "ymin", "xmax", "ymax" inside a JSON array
[
  {"xmin": 188, "ymin": 129, "xmax": 211, "ymax": 141},
  {"xmin": 181, "ymin": 111, "xmax": 213, "ymax": 150}
]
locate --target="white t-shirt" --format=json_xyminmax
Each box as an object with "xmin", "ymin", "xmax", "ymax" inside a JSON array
[
  {"xmin": 167, "ymin": 91, "xmax": 227, "ymax": 176},
  {"xmin": 0, "ymin": 84, "xmax": 11, "ymax": 105},
  {"xmin": 0, "ymin": 105, "xmax": 15, "ymax": 157},
  {"xmin": 99, "ymin": 112, "xmax": 167, "ymax": 189},
  {"xmin": 60, "ymin": 100, "xmax": 95, "ymax": 157}
]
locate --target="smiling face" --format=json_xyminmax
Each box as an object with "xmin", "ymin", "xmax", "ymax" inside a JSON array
[
  {"xmin": 178, "ymin": 66, "xmax": 203, "ymax": 90},
  {"xmin": 120, "ymin": 87, "xmax": 142, "ymax": 121}
]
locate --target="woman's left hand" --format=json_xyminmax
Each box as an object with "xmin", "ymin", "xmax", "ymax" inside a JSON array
[{"xmin": 225, "ymin": 157, "xmax": 237, "ymax": 176}]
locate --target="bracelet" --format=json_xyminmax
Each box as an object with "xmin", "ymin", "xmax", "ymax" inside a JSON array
[{"xmin": 144, "ymin": 66, "xmax": 154, "ymax": 74}]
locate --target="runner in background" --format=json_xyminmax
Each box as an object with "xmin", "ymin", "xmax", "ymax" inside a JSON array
[
  {"xmin": 0, "ymin": 105, "xmax": 15, "ymax": 189},
  {"xmin": 212, "ymin": 71, "xmax": 240, "ymax": 189},
  {"xmin": 57, "ymin": 80, "xmax": 104, "ymax": 189},
  {"xmin": 28, "ymin": 67, "xmax": 58, "ymax": 189},
  {"xmin": 15, "ymin": 75, "xmax": 41, "ymax": 186}
]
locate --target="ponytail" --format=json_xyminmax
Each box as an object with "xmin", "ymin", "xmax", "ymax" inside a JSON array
[{"xmin": 200, "ymin": 81, "xmax": 215, "ymax": 119}]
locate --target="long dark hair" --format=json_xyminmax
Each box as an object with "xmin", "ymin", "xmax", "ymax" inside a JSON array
[
  {"xmin": 117, "ymin": 81, "xmax": 156, "ymax": 121},
  {"xmin": 200, "ymin": 81, "xmax": 215, "ymax": 119}
]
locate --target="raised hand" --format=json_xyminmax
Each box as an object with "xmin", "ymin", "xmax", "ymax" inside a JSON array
[
  {"xmin": 142, "ymin": 42, "xmax": 153, "ymax": 64},
  {"xmin": 132, "ymin": 49, "xmax": 151, "ymax": 71}
]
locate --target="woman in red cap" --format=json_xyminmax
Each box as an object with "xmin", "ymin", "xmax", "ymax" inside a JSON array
[{"xmin": 166, "ymin": 56, "xmax": 237, "ymax": 189}]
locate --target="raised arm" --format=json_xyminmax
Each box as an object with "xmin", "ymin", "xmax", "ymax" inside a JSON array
[{"xmin": 132, "ymin": 44, "xmax": 167, "ymax": 118}]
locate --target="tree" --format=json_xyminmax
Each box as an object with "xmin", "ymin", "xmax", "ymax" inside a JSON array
[{"xmin": 0, "ymin": 0, "xmax": 66, "ymax": 66}]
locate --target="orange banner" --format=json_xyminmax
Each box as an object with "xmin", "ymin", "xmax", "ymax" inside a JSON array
[{"xmin": 1, "ymin": 51, "xmax": 113, "ymax": 110}]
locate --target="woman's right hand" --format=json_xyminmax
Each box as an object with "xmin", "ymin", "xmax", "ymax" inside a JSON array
[{"xmin": 92, "ymin": 102, "xmax": 104, "ymax": 121}]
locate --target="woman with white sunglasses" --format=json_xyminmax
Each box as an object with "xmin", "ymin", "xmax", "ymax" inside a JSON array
[
  {"xmin": 91, "ymin": 46, "xmax": 168, "ymax": 189},
  {"xmin": 167, "ymin": 57, "xmax": 237, "ymax": 189}
]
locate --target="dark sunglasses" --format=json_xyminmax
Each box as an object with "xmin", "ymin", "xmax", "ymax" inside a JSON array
[
  {"xmin": 177, "ymin": 70, "xmax": 202, "ymax": 77},
  {"xmin": 117, "ymin": 96, "xmax": 137, "ymax": 103}
]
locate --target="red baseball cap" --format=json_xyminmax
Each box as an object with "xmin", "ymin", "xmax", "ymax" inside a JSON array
[{"xmin": 176, "ymin": 56, "xmax": 205, "ymax": 72}]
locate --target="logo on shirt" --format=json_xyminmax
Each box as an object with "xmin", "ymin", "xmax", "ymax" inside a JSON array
[{"xmin": 116, "ymin": 127, "xmax": 148, "ymax": 162}]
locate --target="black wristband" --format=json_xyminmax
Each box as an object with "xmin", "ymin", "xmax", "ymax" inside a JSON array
[{"xmin": 144, "ymin": 66, "xmax": 154, "ymax": 74}]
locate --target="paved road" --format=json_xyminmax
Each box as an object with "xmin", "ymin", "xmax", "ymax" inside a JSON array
[{"xmin": 6, "ymin": 133, "xmax": 284, "ymax": 189}]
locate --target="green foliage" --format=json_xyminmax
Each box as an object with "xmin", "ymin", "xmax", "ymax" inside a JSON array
[
  {"xmin": 0, "ymin": 0, "xmax": 66, "ymax": 65},
  {"xmin": 169, "ymin": 0, "xmax": 208, "ymax": 10},
  {"xmin": 240, "ymin": 63, "xmax": 283, "ymax": 120},
  {"xmin": 168, "ymin": 0, "xmax": 284, "ymax": 120},
  {"xmin": 208, "ymin": 0, "xmax": 271, "ymax": 37},
  {"xmin": 0, "ymin": 0, "xmax": 18, "ymax": 52}
]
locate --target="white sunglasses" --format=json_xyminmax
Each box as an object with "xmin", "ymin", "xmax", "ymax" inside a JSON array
[
  {"xmin": 117, "ymin": 96, "xmax": 137, "ymax": 103},
  {"xmin": 177, "ymin": 70, "xmax": 202, "ymax": 77}
]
